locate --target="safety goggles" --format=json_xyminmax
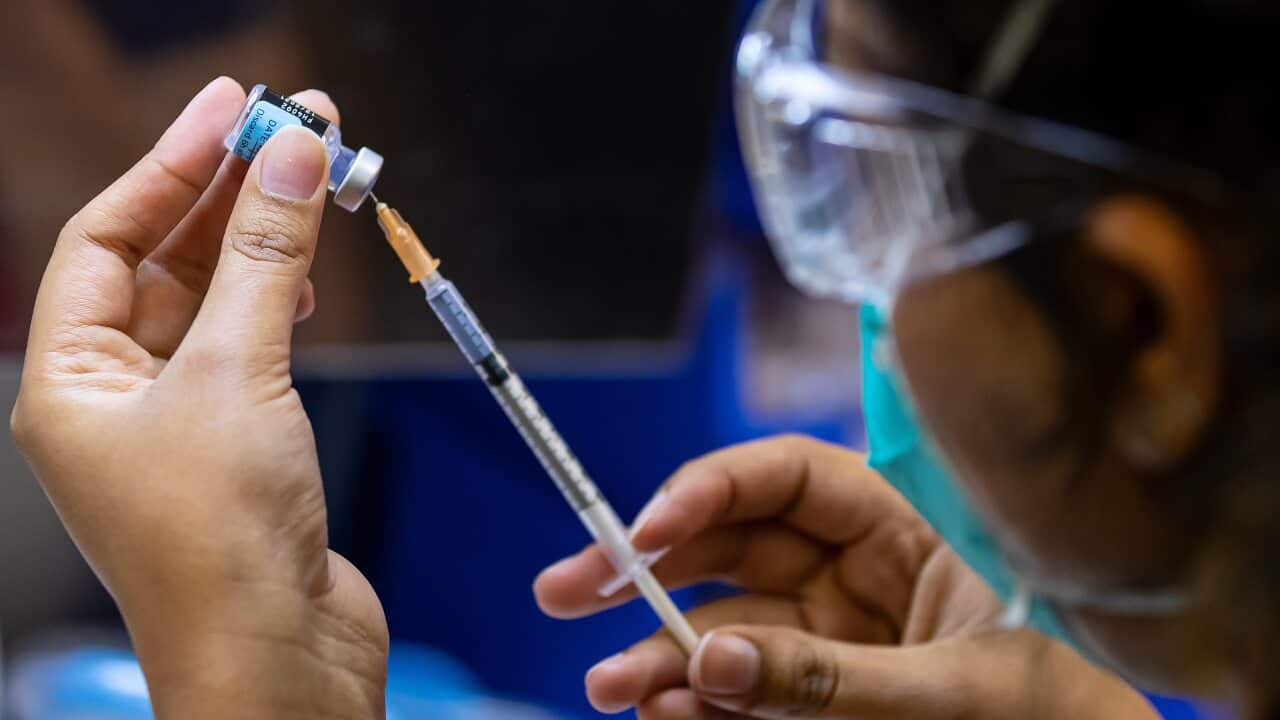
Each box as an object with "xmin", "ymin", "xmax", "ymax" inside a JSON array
[{"xmin": 734, "ymin": 0, "xmax": 1225, "ymax": 307}]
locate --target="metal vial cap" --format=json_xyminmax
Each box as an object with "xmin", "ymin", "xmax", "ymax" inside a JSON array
[{"xmin": 333, "ymin": 147, "xmax": 384, "ymax": 212}]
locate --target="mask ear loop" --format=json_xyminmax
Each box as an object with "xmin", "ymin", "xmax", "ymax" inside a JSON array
[
  {"xmin": 970, "ymin": 0, "xmax": 1061, "ymax": 101},
  {"xmin": 998, "ymin": 577, "xmax": 1035, "ymax": 629}
]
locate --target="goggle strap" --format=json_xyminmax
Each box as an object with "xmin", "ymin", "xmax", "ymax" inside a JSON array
[{"xmin": 971, "ymin": 0, "xmax": 1061, "ymax": 100}]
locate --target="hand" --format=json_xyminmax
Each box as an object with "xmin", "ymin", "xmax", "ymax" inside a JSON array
[
  {"xmin": 10, "ymin": 78, "xmax": 387, "ymax": 719},
  {"xmin": 534, "ymin": 435, "xmax": 1157, "ymax": 719}
]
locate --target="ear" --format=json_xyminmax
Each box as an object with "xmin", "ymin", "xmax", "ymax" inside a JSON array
[{"xmin": 1083, "ymin": 195, "xmax": 1221, "ymax": 472}]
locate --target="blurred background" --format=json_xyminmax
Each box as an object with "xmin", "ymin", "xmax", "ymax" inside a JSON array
[
  {"xmin": 0, "ymin": 1, "xmax": 1209, "ymax": 718},
  {"xmin": 0, "ymin": 1, "xmax": 865, "ymax": 717}
]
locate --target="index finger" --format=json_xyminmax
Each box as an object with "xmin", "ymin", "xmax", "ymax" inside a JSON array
[
  {"xmin": 534, "ymin": 524, "xmax": 826, "ymax": 620},
  {"xmin": 29, "ymin": 77, "xmax": 245, "ymax": 354},
  {"xmin": 632, "ymin": 435, "xmax": 924, "ymax": 553}
]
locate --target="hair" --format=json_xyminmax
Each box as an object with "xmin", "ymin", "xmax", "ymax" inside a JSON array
[{"xmin": 838, "ymin": 0, "xmax": 1280, "ymax": 711}]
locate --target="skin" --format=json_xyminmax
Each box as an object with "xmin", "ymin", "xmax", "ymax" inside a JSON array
[
  {"xmin": 10, "ymin": 78, "xmax": 386, "ymax": 718},
  {"xmin": 533, "ymin": 7, "xmax": 1220, "ymax": 711},
  {"xmin": 535, "ymin": 436, "xmax": 1159, "ymax": 718},
  {"xmin": 822, "ymin": 0, "xmax": 1231, "ymax": 700},
  {"xmin": 532, "ymin": 8, "xmax": 1199, "ymax": 715},
  {"xmin": 892, "ymin": 196, "xmax": 1222, "ymax": 693}
]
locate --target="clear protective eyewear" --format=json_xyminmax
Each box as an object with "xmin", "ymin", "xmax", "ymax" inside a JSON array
[
  {"xmin": 738, "ymin": 0, "xmax": 1219, "ymax": 620},
  {"xmin": 734, "ymin": 0, "xmax": 1225, "ymax": 307}
]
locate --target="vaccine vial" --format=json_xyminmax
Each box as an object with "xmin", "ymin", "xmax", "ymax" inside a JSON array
[{"xmin": 223, "ymin": 84, "xmax": 383, "ymax": 211}]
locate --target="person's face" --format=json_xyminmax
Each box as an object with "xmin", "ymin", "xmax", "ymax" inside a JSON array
[
  {"xmin": 890, "ymin": 245, "xmax": 1206, "ymax": 692},
  {"xmin": 826, "ymin": 0, "xmax": 1224, "ymax": 693}
]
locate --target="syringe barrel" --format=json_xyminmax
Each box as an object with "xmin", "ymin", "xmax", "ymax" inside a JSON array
[
  {"xmin": 487, "ymin": 372, "xmax": 600, "ymax": 511},
  {"xmin": 416, "ymin": 269, "xmax": 699, "ymax": 654},
  {"xmin": 422, "ymin": 274, "xmax": 498, "ymax": 366},
  {"xmin": 422, "ymin": 274, "xmax": 600, "ymax": 511}
]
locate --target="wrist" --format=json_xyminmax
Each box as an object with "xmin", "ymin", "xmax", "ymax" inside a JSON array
[{"xmin": 122, "ymin": 580, "xmax": 387, "ymax": 719}]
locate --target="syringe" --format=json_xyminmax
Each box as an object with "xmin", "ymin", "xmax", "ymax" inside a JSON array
[{"xmin": 372, "ymin": 199, "xmax": 700, "ymax": 654}]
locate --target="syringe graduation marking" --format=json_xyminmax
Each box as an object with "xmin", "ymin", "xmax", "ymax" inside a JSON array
[
  {"xmin": 421, "ymin": 274, "xmax": 598, "ymax": 508},
  {"xmin": 426, "ymin": 279, "xmax": 494, "ymax": 364},
  {"xmin": 491, "ymin": 373, "xmax": 598, "ymax": 510},
  {"xmin": 371, "ymin": 199, "xmax": 698, "ymax": 654}
]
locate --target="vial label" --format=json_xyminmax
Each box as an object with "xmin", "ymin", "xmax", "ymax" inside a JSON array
[{"xmin": 231, "ymin": 88, "xmax": 331, "ymax": 162}]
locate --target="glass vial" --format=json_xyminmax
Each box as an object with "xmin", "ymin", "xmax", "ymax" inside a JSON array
[{"xmin": 223, "ymin": 84, "xmax": 383, "ymax": 212}]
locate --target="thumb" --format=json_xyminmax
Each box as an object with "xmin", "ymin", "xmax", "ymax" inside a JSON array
[
  {"xmin": 687, "ymin": 626, "xmax": 974, "ymax": 720},
  {"xmin": 181, "ymin": 125, "xmax": 328, "ymax": 377},
  {"xmin": 688, "ymin": 627, "xmax": 1160, "ymax": 720}
]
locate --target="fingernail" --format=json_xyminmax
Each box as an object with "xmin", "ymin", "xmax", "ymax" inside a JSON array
[
  {"xmin": 299, "ymin": 88, "xmax": 333, "ymax": 104},
  {"xmin": 539, "ymin": 555, "xmax": 574, "ymax": 579},
  {"xmin": 191, "ymin": 76, "xmax": 223, "ymax": 103},
  {"xmin": 175, "ymin": 77, "xmax": 229, "ymax": 123},
  {"xmin": 585, "ymin": 654, "xmax": 634, "ymax": 714},
  {"xmin": 691, "ymin": 632, "xmax": 760, "ymax": 696},
  {"xmin": 259, "ymin": 125, "xmax": 327, "ymax": 200},
  {"xmin": 587, "ymin": 653, "xmax": 629, "ymax": 681},
  {"xmin": 630, "ymin": 488, "xmax": 668, "ymax": 540}
]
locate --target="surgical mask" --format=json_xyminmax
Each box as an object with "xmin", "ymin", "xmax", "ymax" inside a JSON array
[{"xmin": 860, "ymin": 304, "xmax": 1072, "ymax": 640}]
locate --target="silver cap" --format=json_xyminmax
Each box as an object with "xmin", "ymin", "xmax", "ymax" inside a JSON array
[{"xmin": 333, "ymin": 147, "xmax": 383, "ymax": 212}]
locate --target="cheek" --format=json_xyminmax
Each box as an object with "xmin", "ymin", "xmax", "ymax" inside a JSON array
[
  {"xmin": 890, "ymin": 269, "xmax": 1081, "ymax": 572},
  {"xmin": 891, "ymin": 269, "xmax": 1193, "ymax": 587},
  {"xmin": 892, "ymin": 271, "xmax": 1068, "ymax": 468}
]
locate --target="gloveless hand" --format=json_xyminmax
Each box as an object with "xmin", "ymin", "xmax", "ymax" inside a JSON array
[
  {"xmin": 535, "ymin": 435, "xmax": 1158, "ymax": 719},
  {"xmin": 11, "ymin": 78, "xmax": 387, "ymax": 719}
]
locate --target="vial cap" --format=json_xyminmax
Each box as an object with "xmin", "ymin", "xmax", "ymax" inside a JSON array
[{"xmin": 333, "ymin": 147, "xmax": 384, "ymax": 212}]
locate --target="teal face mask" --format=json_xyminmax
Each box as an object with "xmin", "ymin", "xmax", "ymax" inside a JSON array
[{"xmin": 859, "ymin": 304, "xmax": 1073, "ymax": 642}]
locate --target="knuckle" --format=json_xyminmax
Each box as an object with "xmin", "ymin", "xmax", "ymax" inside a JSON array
[
  {"xmin": 227, "ymin": 211, "xmax": 313, "ymax": 267},
  {"xmin": 228, "ymin": 228, "xmax": 309, "ymax": 266},
  {"xmin": 669, "ymin": 457, "xmax": 710, "ymax": 492},
  {"xmin": 784, "ymin": 640, "xmax": 839, "ymax": 713},
  {"xmin": 775, "ymin": 432, "xmax": 818, "ymax": 454},
  {"xmin": 65, "ymin": 207, "xmax": 146, "ymax": 269},
  {"xmin": 672, "ymin": 458, "xmax": 698, "ymax": 480}
]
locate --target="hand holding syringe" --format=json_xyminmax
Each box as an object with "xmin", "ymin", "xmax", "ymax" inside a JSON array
[{"xmin": 372, "ymin": 196, "xmax": 701, "ymax": 654}]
